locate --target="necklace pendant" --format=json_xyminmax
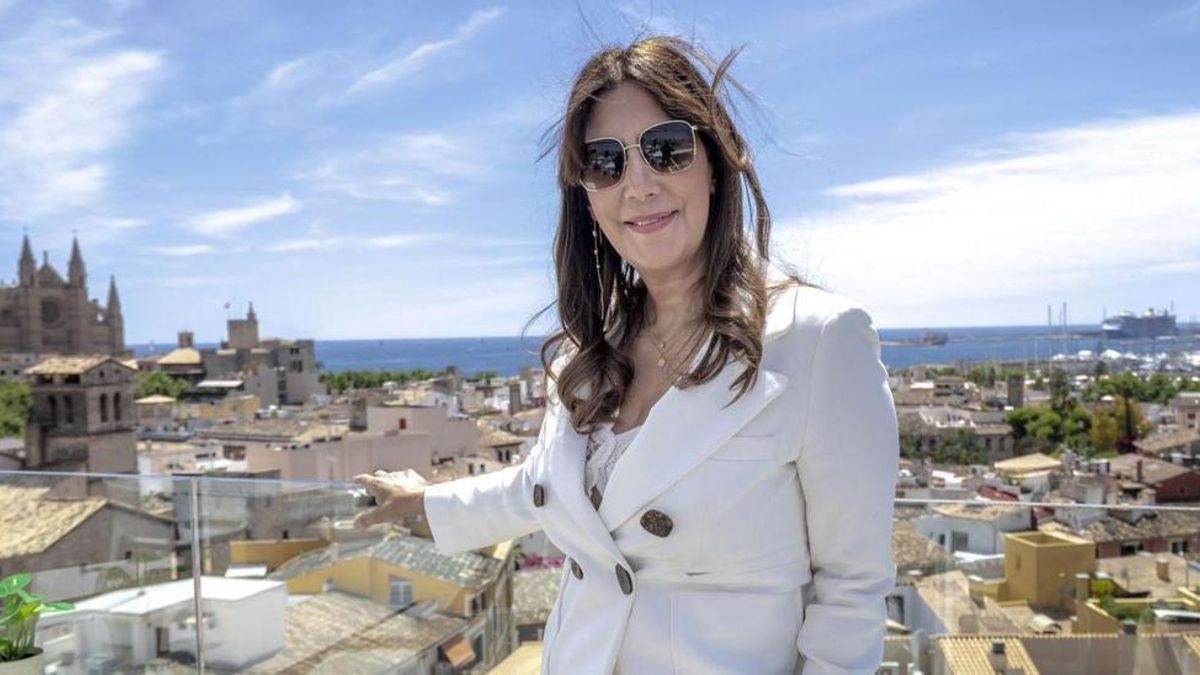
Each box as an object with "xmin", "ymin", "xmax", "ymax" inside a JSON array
[{"xmin": 657, "ymin": 356, "xmax": 666, "ymax": 368}]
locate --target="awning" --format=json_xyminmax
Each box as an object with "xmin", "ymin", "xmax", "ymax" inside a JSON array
[{"xmin": 439, "ymin": 634, "xmax": 476, "ymax": 668}]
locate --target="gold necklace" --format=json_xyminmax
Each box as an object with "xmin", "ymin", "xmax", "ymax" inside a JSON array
[{"xmin": 646, "ymin": 316, "xmax": 702, "ymax": 375}]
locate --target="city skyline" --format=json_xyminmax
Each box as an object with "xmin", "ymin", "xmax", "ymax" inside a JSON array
[{"xmin": 0, "ymin": 1, "xmax": 1196, "ymax": 343}]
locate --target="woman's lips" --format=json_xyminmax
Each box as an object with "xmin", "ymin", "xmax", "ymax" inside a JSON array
[{"xmin": 624, "ymin": 210, "xmax": 676, "ymax": 234}]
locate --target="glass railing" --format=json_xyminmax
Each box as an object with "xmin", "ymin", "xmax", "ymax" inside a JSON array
[{"xmin": 5, "ymin": 468, "xmax": 1200, "ymax": 674}]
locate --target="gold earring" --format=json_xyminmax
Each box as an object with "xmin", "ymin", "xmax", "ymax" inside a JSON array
[{"xmin": 592, "ymin": 220, "xmax": 606, "ymax": 321}]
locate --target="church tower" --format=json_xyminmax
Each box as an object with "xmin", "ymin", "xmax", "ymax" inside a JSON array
[
  {"xmin": 106, "ymin": 275, "xmax": 125, "ymax": 354},
  {"xmin": 19, "ymin": 234, "xmax": 35, "ymax": 287},
  {"xmin": 68, "ymin": 233, "xmax": 86, "ymax": 289}
]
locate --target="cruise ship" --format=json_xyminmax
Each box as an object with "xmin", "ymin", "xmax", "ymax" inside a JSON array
[{"xmin": 1101, "ymin": 307, "xmax": 1177, "ymax": 339}]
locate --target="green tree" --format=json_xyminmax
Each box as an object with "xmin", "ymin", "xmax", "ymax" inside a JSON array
[
  {"xmin": 1007, "ymin": 406, "xmax": 1065, "ymax": 451},
  {"xmin": 1049, "ymin": 368, "xmax": 1072, "ymax": 418},
  {"xmin": 135, "ymin": 371, "xmax": 189, "ymax": 399},
  {"xmin": 1090, "ymin": 395, "xmax": 1151, "ymax": 454},
  {"xmin": 0, "ymin": 379, "xmax": 32, "ymax": 438}
]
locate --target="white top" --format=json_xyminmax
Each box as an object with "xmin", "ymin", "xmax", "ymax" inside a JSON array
[{"xmin": 584, "ymin": 422, "xmax": 642, "ymax": 498}]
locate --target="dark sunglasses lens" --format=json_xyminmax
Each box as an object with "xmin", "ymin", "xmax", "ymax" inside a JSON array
[
  {"xmin": 581, "ymin": 139, "xmax": 624, "ymax": 190},
  {"xmin": 640, "ymin": 121, "xmax": 695, "ymax": 173}
]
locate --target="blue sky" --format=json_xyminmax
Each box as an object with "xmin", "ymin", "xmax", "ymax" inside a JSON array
[{"xmin": 1, "ymin": 0, "xmax": 1197, "ymax": 343}]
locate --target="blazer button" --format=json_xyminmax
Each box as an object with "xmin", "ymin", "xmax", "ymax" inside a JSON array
[
  {"xmin": 532, "ymin": 483, "xmax": 545, "ymax": 508},
  {"xmin": 615, "ymin": 564, "xmax": 632, "ymax": 595},
  {"xmin": 570, "ymin": 558, "xmax": 583, "ymax": 579},
  {"xmin": 640, "ymin": 509, "xmax": 673, "ymax": 537},
  {"xmin": 589, "ymin": 485, "xmax": 602, "ymax": 510}
]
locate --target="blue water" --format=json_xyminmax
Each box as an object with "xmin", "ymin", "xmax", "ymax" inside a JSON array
[{"xmin": 130, "ymin": 324, "xmax": 1199, "ymax": 376}]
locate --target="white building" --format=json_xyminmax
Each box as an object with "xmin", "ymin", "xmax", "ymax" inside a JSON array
[
  {"xmin": 916, "ymin": 502, "xmax": 1032, "ymax": 555},
  {"xmin": 41, "ymin": 577, "xmax": 286, "ymax": 672}
]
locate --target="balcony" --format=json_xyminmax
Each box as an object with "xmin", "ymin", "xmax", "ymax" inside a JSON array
[{"xmin": 4, "ymin": 469, "xmax": 1200, "ymax": 674}]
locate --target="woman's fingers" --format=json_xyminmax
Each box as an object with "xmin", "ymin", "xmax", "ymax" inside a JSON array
[{"xmin": 353, "ymin": 508, "xmax": 381, "ymax": 530}]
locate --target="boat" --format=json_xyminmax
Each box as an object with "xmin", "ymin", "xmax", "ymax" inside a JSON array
[{"xmin": 1102, "ymin": 308, "xmax": 1177, "ymax": 339}]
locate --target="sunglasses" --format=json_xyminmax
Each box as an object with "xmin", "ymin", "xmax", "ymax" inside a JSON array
[{"xmin": 579, "ymin": 119, "xmax": 699, "ymax": 192}]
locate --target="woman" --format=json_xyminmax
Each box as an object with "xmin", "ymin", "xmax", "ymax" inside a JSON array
[{"xmin": 353, "ymin": 36, "xmax": 899, "ymax": 675}]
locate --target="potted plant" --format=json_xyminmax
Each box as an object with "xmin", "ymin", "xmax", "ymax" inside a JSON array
[{"xmin": 1, "ymin": 573, "xmax": 74, "ymax": 675}]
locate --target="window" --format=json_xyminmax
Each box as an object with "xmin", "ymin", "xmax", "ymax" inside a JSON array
[
  {"xmin": 389, "ymin": 576, "xmax": 413, "ymax": 608},
  {"xmin": 114, "ymin": 392, "xmax": 122, "ymax": 421},
  {"xmin": 64, "ymin": 396, "xmax": 74, "ymax": 424},
  {"xmin": 1120, "ymin": 542, "xmax": 1144, "ymax": 556},
  {"xmin": 1171, "ymin": 539, "xmax": 1189, "ymax": 555},
  {"xmin": 100, "ymin": 393, "xmax": 109, "ymax": 422},
  {"xmin": 950, "ymin": 531, "xmax": 969, "ymax": 552}
]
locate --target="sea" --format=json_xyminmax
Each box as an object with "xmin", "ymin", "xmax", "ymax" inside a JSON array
[{"xmin": 130, "ymin": 324, "xmax": 1200, "ymax": 376}]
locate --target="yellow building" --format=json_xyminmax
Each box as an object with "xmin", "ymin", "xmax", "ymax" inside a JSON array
[
  {"xmin": 1002, "ymin": 531, "xmax": 1096, "ymax": 612},
  {"xmin": 233, "ymin": 531, "xmax": 517, "ymax": 668}
]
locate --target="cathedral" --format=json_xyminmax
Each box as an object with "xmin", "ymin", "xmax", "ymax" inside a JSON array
[{"xmin": 0, "ymin": 233, "xmax": 126, "ymax": 356}]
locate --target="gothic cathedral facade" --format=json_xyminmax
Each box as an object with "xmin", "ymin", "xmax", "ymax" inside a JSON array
[{"xmin": 1, "ymin": 234, "xmax": 127, "ymax": 356}]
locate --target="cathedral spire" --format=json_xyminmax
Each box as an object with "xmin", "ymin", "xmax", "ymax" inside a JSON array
[
  {"xmin": 247, "ymin": 301, "xmax": 257, "ymax": 322},
  {"xmin": 68, "ymin": 232, "xmax": 86, "ymax": 288},
  {"xmin": 107, "ymin": 274, "xmax": 122, "ymax": 315},
  {"xmin": 19, "ymin": 231, "xmax": 35, "ymax": 286}
]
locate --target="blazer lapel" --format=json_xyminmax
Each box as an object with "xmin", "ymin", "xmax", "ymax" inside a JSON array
[
  {"xmin": 596, "ymin": 357, "xmax": 789, "ymax": 532},
  {"xmin": 543, "ymin": 403, "xmax": 629, "ymax": 561}
]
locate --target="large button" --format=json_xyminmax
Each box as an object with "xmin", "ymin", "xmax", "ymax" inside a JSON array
[
  {"xmin": 615, "ymin": 564, "xmax": 632, "ymax": 595},
  {"xmin": 570, "ymin": 558, "xmax": 583, "ymax": 579},
  {"xmin": 640, "ymin": 509, "xmax": 673, "ymax": 537},
  {"xmin": 532, "ymin": 483, "xmax": 546, "ymax": 507},
  {"xmin": 589, "ymin": 485, "xmax": 602, "ymax": 510}
]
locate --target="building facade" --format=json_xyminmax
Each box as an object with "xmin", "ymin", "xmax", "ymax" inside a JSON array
[{"xmin": 0, "ymin": 234, "xmax": 126, "ymax": 357}]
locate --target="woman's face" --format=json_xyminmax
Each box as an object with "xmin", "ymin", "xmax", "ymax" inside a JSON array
[{"xmin": 583, "ymin": 81, "xmax": 712, "ymax": 280}]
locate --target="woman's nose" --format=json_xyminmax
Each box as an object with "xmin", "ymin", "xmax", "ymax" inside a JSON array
[{"xmin": 623, "ymin": 146, "xmax": 659, "ymax": 200}]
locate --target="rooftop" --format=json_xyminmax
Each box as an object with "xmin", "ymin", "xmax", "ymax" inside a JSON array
[
  {"xmin": 270, "ymin": 533, "xmax": 505, "ymax": 590},
  {"xmin": 0, "ymin": 485, "xmax": 106, "ymax": 559},
  {"xmin": 25, "ymin": 354, "xmax": 129, "ymax": 376},
  {"xmin": 1109, "ymin": 454, "xmax": 1195, "ymax": 485},
  {"xmin": 994, "ymin": 452, "xmax": 1062, "ymax": 474},
  {"xmin": 936, "ymin": 635, "xmax": 1040, "ymax": 675},
  {"xmin": 245, "ymin": 591, "xmax": 466, "ymax": 673}
]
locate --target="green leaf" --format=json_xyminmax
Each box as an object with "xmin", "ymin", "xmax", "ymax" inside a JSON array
[
  {"xmin": 0, "ymin": 573, "xmax": 30, "ymax": 597},
  {"xmin": 15, "ymin": 589, "xmax": 40, "ymax": 605},
  {"xmin": 0, "ymin": 605, "xmax": 19, "ymax": 626},
  {"xmin": 41, "ymin": 601, "xmax": 74, "ymax": 612}
]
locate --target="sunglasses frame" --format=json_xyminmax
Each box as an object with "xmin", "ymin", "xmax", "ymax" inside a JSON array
[{"xmin": 579, "ymin": 119, "xmax": 701, "ymax": 192}]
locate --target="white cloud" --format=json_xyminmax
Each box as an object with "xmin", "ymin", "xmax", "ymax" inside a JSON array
[
  {"xmin": 262, "ymin": 236, "xmax": 343, "ymax": 252},
  {"xmin": 263, "ymin": 56, "xmax": 316, "ymax": 89},
  {"xmin": 298, "ymin": 132, "xmax": 487, "ymax": 206},
  {"xmin": 0, "ymin": 19, "xmax": 163, "ymax": 219},
  {"xmin": 365, "ymin": 234, "xmax": 425, "ymax": 249},
  {"xmin": 344, "ymin": 7, "xmax": 504, "ymax": 96},
  {"xmin": 774, "ymin": 111, "xmax": 1200, "ymax": 327},
  {"xmin": 187, "ymin": 193, "xmax": 301, "ymax": 236},
  {"xmin": 146, "ymin": 244, "xmax": 214, "ymax": 257}
]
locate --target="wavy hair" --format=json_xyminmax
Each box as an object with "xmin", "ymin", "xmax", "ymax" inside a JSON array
[{"xmin": 531, "ymin": 35, "xmax": 811, "ymax": 433}]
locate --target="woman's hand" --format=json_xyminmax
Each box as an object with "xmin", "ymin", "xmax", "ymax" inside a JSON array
[{"xmin": 352, "ymin": 469, "xmax": 430, "ymax": 530}]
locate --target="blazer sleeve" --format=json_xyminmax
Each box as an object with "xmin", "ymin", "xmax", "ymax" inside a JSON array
[
  {"xmin": 794, "ymin": 305, "xmax": 899, "ymax": 675},
  {"xmin": 422, "ymin": 403, "xmax": 553, "ymax": 555}
]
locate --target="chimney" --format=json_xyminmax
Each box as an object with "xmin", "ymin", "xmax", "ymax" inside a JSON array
[
  {"xmin": 958, "ymin": 613, "xmax": 979, "ymax": 634},
  {"xmin": 1074, "ymin": 573, "xmax": 1090, "ymax": 608},
  {"xmin": 987, "ymin": 640, "xmax": 1007, "ymax": 672},
  {"xmin": 508, "ymin": 381, "xmax": 522, "ymax": 416},
  {"xmin": 1156, "ymin": 556, "xmax": 1170, "ymax": 583}
]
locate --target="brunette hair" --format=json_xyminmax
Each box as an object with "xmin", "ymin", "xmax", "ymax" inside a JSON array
[{"xmin": 532, "ymin": 35, "xmax": 810, "ymax": 433}]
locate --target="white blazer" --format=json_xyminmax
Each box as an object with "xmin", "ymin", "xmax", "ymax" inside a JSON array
[{"xmin": 423, "ymin": 274, "xmax": 899, "ymax": 675}]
